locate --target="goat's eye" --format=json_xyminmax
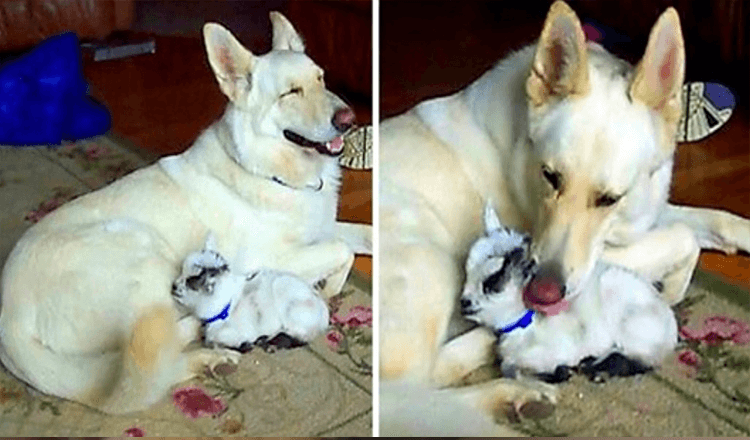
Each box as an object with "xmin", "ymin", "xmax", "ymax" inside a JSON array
[
  {"xmin": 594, "ymin": 192, "xmax": 621, "ymax": 208},
  {"xmin": 186, "ymin": 275, "xmax": 202, "ymax": 291},
  {"xmin": 281, "ymin": 87, "xmax": 303, "ymax": 98},
  {"xmin": 541, "ymin": 165, "xmax": 562, "ymax": 191}
]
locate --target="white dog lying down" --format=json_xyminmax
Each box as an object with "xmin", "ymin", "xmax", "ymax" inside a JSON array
[
  {"xmin": 460, "ymin": 204, "xmax": 678, "ymax": 382},
  {"xmin": 172, "ymin": 237, "xmax": 330, "ymax": 352}
]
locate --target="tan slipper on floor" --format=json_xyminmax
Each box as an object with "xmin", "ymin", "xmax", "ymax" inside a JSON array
[{"xmin": 339, "ymin": 125, "xmax": 372, "ymax": 170}]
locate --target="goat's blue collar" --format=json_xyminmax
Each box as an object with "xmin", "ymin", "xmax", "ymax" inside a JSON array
[
  {"xmin": 494, "ymin": 309, "xmax": 535, "ymax": 336},
  {"xmin": 202, "ymin": 302, "xmax": 231, "ymax": 325}
]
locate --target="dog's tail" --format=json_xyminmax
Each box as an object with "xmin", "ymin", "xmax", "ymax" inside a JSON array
[
  {"xmin": 661, "ymin": 205, "xmax": 750, "ymax": 255},
  {"xmin": 378, "ymin": 381, "xmax": 525, "ymax": 437}
]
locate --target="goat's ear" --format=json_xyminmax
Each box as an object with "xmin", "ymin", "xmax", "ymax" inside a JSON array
[
  {"xmin": 270, "ymin": 11, "xmax": 305, "ymax": 52},
  {"xmin": 483, "ymin": 202, "xmax": 502, "ymax": 233},
  {"xmin": 629, "ymin": 7, "xmax": 685, "ymax": 126},
  {"xmin": 204, "ymin": 231, "xmax": 218, "ymax": 252},
  {"xmin": 203, "ymin": 22, "xmax": 255, "ymax": 101},
  {"xmin": 527, "ymin": 1, "xmax": 589, "ymax": 106}
]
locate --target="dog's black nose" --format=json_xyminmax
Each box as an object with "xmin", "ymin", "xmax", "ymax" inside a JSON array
[
  {"xmin": 460, "ymin": 298, "xmax": 473, "ymax": 314},
  {"xmin": 332, "ymin": 107, "xmax": 355, "ymax": 132}
]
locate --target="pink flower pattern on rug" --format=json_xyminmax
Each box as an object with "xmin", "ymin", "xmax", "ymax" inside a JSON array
[
  {"xmin": 331, "ymin": 304, "xmax": 372, "ymax": 328},
  {"xmin": 123, "ymin": 426, "xmax": 145, "ymax": 437},
  {"xmin": 172, "ymin": 386, "xmax": 226, "ymax": 418},
  {"xmin": 680, "ymin": 315, "xmax": 750, "ymax": 346},
  {"xmin": 24, "ymin": 189, "xmax": 78, "ymax": 223}
]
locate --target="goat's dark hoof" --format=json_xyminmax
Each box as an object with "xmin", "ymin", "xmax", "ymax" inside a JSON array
[
  {"xmin": 578, "ymin": 353, "xmax": 652, "ymax": 382},
  {"xmin": 537, "ymin": 365, "xmax": 572, "ymax": 383}
]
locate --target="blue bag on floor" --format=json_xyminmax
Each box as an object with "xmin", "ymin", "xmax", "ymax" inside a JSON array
[{"xmin": 0, "ymin": 32, "xmax": 111, "ymax": 146}]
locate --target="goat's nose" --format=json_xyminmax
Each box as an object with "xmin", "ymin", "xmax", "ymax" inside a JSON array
[{"xmin": 332, "ymin": 107, "xmax": 355, "ymax": 132}]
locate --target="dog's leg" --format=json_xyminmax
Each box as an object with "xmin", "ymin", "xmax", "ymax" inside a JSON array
[
  {"xmin": 431, "ymin": 327, "xmax": 498, "ymax": 386},
  {"xmin": 659, "ymin": 204, "xmax": 750, "ymax": 254},
  {"xmin": 602, "ymin": 223, "xmax": 700, "ymax": 304},
  {"xmin": 173, "ymin": 314, "xmax": 241, "ymax": 380},
  {"xmin": 380, "ymin": 241, "xmax": 459, "ymax": 382},
  {"xmin": 335, "ymin": 221, "xmax": 372, "ymax": 255},
  {"xmin": 278, "ymin": 240, "xmax": 354, "ymax": 298},
  {"xmin": 84, "ymin": 305, "xmax": 191, "ymax": 414},
  {"xmin": 448, "ymin": 375, "xmax": 557, "ymax": 421}
]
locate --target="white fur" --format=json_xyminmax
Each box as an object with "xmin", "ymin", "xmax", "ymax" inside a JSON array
[
  {"xmin": 379, "ymin": 1, "xmax": 750, "ymax": 434},
  {"xmin": 0, "ymin": 13, "xmax": 370, "ymax": 414},
  {"xmin": 172, "ymin": 238, "xmax": 329, "ymax": 348},
  {"xmin": 461, "ymin": 205, "xmax": 678, "ymax": 375}
]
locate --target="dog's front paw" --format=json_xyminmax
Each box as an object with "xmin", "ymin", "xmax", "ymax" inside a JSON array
[
  {"xmin": 489, "ymin": 377, "xmax": 558, "ymax": 422},
  {"xmin": 511, "ymin": 376, "xmax": 558, "ymax": 406},
  {"xmin": 212, "ymin": 347, "xmax": 242, "ymax": 366},
  {"xmin": 469, "ymin": 376, "xmax": 558, "ymax": 424},
  {"xmin": 189, "ymin": 347, "xmax": 242, "ymax": 376}
]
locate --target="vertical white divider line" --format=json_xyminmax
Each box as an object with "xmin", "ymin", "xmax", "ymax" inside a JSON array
[{"xmin": 371, "ymin": 0, "xmax": 380, "ymax": 436}]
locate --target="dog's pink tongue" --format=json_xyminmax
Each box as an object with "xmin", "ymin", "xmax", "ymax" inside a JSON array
[
  {"xmin": 533, "ymin": 298, "xmax": 570, "ymax": 316},
  {"xmin": 523, "ymin": 277, "xmax": 569, "ymax": 316},
  {"xmin": 327, "ymin": 136, "xmax": 344, "ymax": 153}
]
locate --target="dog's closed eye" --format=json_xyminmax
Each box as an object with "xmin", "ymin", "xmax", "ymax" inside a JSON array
[
  {"xmin": 280, "ymin": 86, "xmax": 303, "ymax": 98},
  {"xmin": 593, "ymin": 192, "xmax": 621, "ymax": 208}
]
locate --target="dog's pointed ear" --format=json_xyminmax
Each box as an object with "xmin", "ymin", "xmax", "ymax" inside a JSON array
[
  {"xmin": 527, "ymin": 1, "xmax": 589, "ymax": 106},
  {"xmin": 629, "ymin": 8, "xmax": 685, "ymax": 126},
  {"xmin": 270, "ymin": 12, "xmax": 305, "ymax": 52},
  {"xmin": 203, "ymin": 22, "xmax": 255, "ymax": 101},
  {"xmin": 483, "ymin": 202, "xmax": 502, "ymax": 233}
]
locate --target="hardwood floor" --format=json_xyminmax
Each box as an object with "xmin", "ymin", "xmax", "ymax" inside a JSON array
[{"xmin": 380, "ymin": 1, "xmax": 749, "ymax": 291}]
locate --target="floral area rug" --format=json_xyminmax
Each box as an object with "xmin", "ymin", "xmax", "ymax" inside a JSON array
[
  {"xmin": 0, "ymin": 136, "xmax": 371, "ymax": 436},
  {"xmin": 502, "ymin": 269, "xmax": 750, "ymax": 437}
]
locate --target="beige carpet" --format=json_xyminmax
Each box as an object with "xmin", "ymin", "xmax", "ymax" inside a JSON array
[{"xmin": 0, "ymin": 136, "xmax": 371, "ymax": 436}]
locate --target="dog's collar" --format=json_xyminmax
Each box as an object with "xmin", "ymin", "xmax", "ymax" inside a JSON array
[
  {"xmin": 494, "ymin": 309, "xmax": 535, "ymax": 336},
  {"xmin": 271, "ymin": 175, "xmax": 323, "ymax": 191},
  {"xmin": 202, "ymin": 302, "xmax": 231, "ymax": 325}
]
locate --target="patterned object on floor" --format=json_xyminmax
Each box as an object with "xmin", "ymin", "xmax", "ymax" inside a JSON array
[
  {"xmin": 339, "ymin": 125, "xmax": 372, "ymax": 170},
  {"xmin": 0, "ymin": 136, "xmax": 371, "ymax": 436},
  {"xmin": 677, "ymin": 82, "xmax": 735, "ymax": 143}
]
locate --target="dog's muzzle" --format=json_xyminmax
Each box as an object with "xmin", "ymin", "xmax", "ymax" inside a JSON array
[
  {"xmin": 283, "ymin": 130, "xmax": 344, "ymax": 156},
  {"xmin": 282, "ymin": 107, "xmax": 355, "ymax": 156}
]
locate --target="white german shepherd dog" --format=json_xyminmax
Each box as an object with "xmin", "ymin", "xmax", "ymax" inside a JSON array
[
  {"xmin": 380, "ymin": 1, "xmax": 749, "ymax": 433},
  {"xmin": 0, "ymin": 13, "xmax": 370, "ymax": 414}
]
